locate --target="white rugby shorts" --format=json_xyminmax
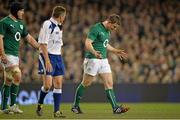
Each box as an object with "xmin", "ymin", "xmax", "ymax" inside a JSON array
[
  {"xmin": 0, "ymin": 54, "xmax": 19, "ymax": 68},
  {"xmin": 83, "ymin": 58, "xmax": 111, "ymax": 76}
]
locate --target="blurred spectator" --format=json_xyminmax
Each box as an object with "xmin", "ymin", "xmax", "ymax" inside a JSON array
[{"xmin": 0, "ymin": 0, "xmax": 179, "ymax": 84}]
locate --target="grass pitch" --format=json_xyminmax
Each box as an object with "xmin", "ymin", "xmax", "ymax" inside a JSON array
[{"xmin": 0, "ymin": 103, "xmax": 180, "ymax": 119}]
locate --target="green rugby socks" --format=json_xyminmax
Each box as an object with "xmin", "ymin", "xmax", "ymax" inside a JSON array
[
  {"xmin": 10, "ymin": 83, "xmax": 19, "ymax": 106},
  {"xmin": 1, "ymin": 84, "xmax": 10, "ymax": 110},
  {"xmin": 105, "ymin": 89, "xmax": 118, "ymax": 109},
  {"xmin": 73, "ymin": 83, "xmax": 86, "ymax": 107}
]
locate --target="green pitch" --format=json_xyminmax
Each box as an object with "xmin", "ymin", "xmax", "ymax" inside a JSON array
[{"xmin": 0, "ymin": 103, "xmax": 180, "ymax": 119}]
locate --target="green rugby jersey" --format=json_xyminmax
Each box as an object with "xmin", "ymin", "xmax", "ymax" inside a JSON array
[
  {"xmin": 85, "ymin": 22, "xmax": 110, "ymax": 59},
  {"xmin": 0, "ymin": 16, "xmax": 28, "ymax": 56}
]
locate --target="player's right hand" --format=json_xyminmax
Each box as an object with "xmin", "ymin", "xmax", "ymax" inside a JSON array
[
  {"xmin": 45, "ymin": 61, "xmax": 53, "ymax": 72},
  {"xmin": 94, "ymin": 51, "xmax": 102, "ymax": 59},
  {"xmin": 1, "ymin": 54, "xmax": 8, "ymax": 64}
]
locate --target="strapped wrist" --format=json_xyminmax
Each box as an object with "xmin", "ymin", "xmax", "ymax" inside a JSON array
[{"xmin": 46, "ymin": 60, "xmax": 50, "ymax": 63}]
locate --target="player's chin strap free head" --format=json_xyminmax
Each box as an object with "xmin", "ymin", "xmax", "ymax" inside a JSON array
[{"xmin": 10, "ymin": 2, "xmax": 24, "ymax": 19}]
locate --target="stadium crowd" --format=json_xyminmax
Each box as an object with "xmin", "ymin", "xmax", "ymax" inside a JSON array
[{"xmin": 0, "ymin": 0, "xmax": 179, "ymax": 84}]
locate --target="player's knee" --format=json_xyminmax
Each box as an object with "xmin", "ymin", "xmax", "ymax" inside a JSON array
[
  {"xmin": 105, "ymin": 81, "xmax": 113, "ymax": 88},
  {"xmin": 6, "ymin": 68, "xmax": 13, "ymax": 80},
  {"xmin": 41, "ymin": 86, "xmax": 50, "ymax": 92},
  {"xmin": 12, "ymin": 67, "xmax": 21, "ymax": 84},
  {"xmin": 43, "ymin": 86, "xmax": 51, "ymax": 91},
  {"xmin": 6, "ymin": 67, "xmax": 21, "ymax": 79},
  {"xmin": 13, "ymin": 79, "xmax": 21, "ymax": 84},
  {"xmin": 82, "ymin": 80, "xmax": 92, "ymax": 87},
  {"xmin": 54, "ymin": 81, "xmax": 62, "ymax": 88},
  {"xmin": 43, "ymin": 81, "xmax": 52, "ymax": 90},
  {"xmin": 4, "ymin": 79, "xmax": 12, "ymax": 86}
]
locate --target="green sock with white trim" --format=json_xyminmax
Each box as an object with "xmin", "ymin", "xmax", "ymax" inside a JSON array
[
  {"xmin": 73, "ymin": 83, "xmax": 86, "ymax": 107},
  {"xmin": 105, "ymin": 89, "xmax": 118, "ymax": 109},
  {"xmin": 10, "ymin": 83, "xmax": 19, "ymax": 106},
  {"xmin": 1, "ymin": 84, "xmax": 10, "ymax": 110}
]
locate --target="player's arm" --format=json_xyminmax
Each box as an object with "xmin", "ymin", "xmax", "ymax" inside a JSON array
[
  {"xmin": 107, "ymin": 44, "xmax": 128, "ymax": 60},
  {"xmin": 39, "ymin": 43, "xmax": 52, "ymax": 72},
  {"xmin": 38, "ymin": 21, "xmax": 52, "ymax": 72},
  {"xmin": 21, "ymin": 22, "xmax": 39, "ymax": 49},
  {"xmin": 0, "ymin": 21, "xmax": 8, "ymax": 64},
  {"xmin": 85, "ymin": 38, "xmax": 102, "ymax": 59},
  {"xmin": 86, "ymin": 25, "xmax": 102, "ymax": 59},
  {"xmin": 26, "ymin": 34, "xmax": 40, "ymax": 49},
  {"xmin": 0, "ymin": 35, "xmax": 5, "ymax": 57},
  {"xmin": 0, "ymin": 35, "xmax": 8, "ymax": 64}
]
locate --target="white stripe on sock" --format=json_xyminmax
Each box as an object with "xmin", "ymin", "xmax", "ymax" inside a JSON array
[
  {"xmin": 41, "ymin": 86, "xmax": 49, "ymax": 93},
  {"xmin": 53, "ymin": 88, "xmax": 62, "ymax": 93},
  {"xmin": 108, "ymin": 90, "xmax": 116, "ymax": 107}
]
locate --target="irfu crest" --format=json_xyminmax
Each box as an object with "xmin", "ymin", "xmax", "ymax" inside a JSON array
[{"xmin": 20, "ymin": 25, "xmax": 23, "ymax": 30}]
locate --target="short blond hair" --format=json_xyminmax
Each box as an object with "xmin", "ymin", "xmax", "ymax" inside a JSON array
[{"xmin": 52, "ymin": 6, "xmax": 66, "ymax": 18}]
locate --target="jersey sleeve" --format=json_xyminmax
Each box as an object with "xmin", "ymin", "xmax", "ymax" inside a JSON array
[
  {"xmin": 22, "ymin": 23, "xmax": 28, "ymax": 38},
  {"xmin": 0, "ymin": 21, "xmax": 6, "ymax": 36},
  {"xmin": 38, "ymin": 21, "xmax": 51, "ymax": 44},
  {"xmin": 87, "ymin": 25, "xmax": 98, "ymax": 41}
]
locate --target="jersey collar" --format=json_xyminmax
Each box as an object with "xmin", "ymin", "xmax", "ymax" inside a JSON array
[
  {"xmin": 8, "ymin": 15, "xmax": 18, "ymax": 22},
  {"xmin": 100, "ymin": 22, "xmax": 109, "ymax": 32},
  {"xmin": 50, "ymin": 17, "xmax": 58, "ymax": 26},
  {"xmin": 50, "ymin": 17, "xmax": 62, "ymax": 26}
]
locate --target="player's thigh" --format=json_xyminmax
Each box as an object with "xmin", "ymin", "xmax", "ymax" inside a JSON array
[
  {"xmin": 83, "ymin": 58, "xmax": 99, "ymax": 76},
  {"xmin": 82, "ymin": 73, "xmax": 95, "ymax": 86},
  {"xmin": 41, "ymin": 75, "xmax": 53, "ymax": 89},
  {"xmin": 98, "ymin": 59, "xmax": 111, "ymax": 74},
  {"xmin": 53, "ymin": 75, "xmax": 63, "ymax": 88},
  {"xmin": 6, "ymin": 66, "xmax": 21, "ymax": 84},
  {"xmin": 4, "ymin": 54, "xmax": 19, "ymax": 68},
  {"xmin": 0, "ymin": 64, "xmax": 11, "ymax": 85},
  {"xmin": 99, "ymin": 73, "xmax": 113, "ymax": 89}
]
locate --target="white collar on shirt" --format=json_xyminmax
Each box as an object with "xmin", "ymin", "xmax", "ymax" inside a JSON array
[{"xmin": 50, "ymin": 17, "xmax": 62, "ymax": 26}]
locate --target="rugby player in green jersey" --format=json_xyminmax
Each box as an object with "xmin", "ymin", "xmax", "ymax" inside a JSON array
[
  {"xmin": 0, "ymin": 2, "xmax": 39, "ymax": 114},
  {"xmin": 72, "ymin": 14, "xmax": 129, "ymax": 114}
]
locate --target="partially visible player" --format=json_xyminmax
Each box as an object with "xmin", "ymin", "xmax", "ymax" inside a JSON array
[
  {"xmin": 36, "ymin": 6, "xmax": 66, "ymax": 118},
  {"xmin": 71, "ymin": 14, "xmax": 129, "ymax": 114},
  {"xmin": 0, "ymin": 2, "xmax": 39, "ymax": 114}
]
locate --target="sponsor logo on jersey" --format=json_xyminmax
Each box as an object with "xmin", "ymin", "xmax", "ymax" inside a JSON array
[
  {"xmin": 100, "ymin": 32, "xmax": 105, "ymax": 36},
  {"xmin": 10, "ymin": 24, "xmax": 15, "ymax": 28},
  {"xmin": 20, "ymin": 25, "xmax": 23, "ymax": 30}
]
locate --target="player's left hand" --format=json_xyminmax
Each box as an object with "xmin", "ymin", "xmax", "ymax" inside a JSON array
[
  {"xmin": 114, "ymin": 49, "xmax": 128, "ymax": 60},
  {"xmin": 1, "ymin": 54, "xmax": 8, "ymax": 64}
]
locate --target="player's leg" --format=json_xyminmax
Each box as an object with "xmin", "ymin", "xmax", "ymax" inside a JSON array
[
  {"xmin": 8, "ymin": 66, "xmax": 23, "ymax": 114},
  {"xmin": 100, "ymin": 73, "xmax": 129, "ymax": 114},
  {"xmin": 73, "ymin": 73, "xmax": 94, "ymax": 107},
  {"xmin": 36, "ymin": 75, "xmax": 52, "ymax": 116},
  {"xmin": 52, "ymin": 55, "xmax": 66, "ymax": 118},
  {"xmin": 72, "ymin": 73, "xmax": 95, "ymax": 114},
  {"xmin": 38, "ymin": 75, "xmax": 52, "ymax": 104},
  {"xmin": 1, "ymin": 68, "xmax": 12, "ymax": 113},
  {"xmin": 53, "ymin": 75, "xmax": 65, "ymax": 118},
  {"xmin": 99, "ymin": 73, "xmax": 118, "ymax": 108},
  {"xmin": 36, "ymin": 54, "xmax": 53, "ymax": 116},
  {"xmin": 10, "ymin": 67, "xmax": 21, "ymax": 106},
  {"xmin": 72, "ymin": 58, "xmax": 98, "ymax": 114},
  {"xmin": 1, "ymin": 55, "xmax": 20, "ymax": 114},
  {"xmin": 99, "ymin": 59, "xmax": 129, "ymax": 114}
]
